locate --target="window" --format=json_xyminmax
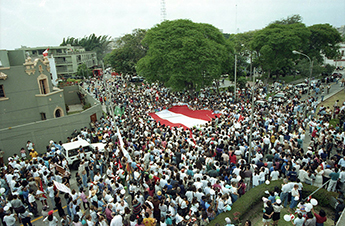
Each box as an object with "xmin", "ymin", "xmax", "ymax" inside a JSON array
[
  {"xmin": 0, "ymin": 85, "xmax": 5, "ymax": 98},
  {"xmin": 40, "ymin": 112, "xmax": 46, "ymax": 120},
  {"xmin": 39, "ymin": 79, "xmax": 48, "ymax": 94}
]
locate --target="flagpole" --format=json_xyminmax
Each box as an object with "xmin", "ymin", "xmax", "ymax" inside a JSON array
[{"xmin": 248, "ymin": 69, "xmax": 255, "ymax": 164}]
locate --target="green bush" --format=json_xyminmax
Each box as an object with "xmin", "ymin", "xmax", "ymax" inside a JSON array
[
  {"xmin": 329, "ymin": 118, "xmax": 340, "ymax": 128},
  {"xmin": 301, "ymin": 184, "xmax": 337, "ymax": 208},
  {"xmin": 209, "ymin": 180, "xmax": 337, "ymax": 226},
  {"xmin": 67, "ymin": 78, "xmax": 76, "ymax": 82},
  {"xmin": 83, "ymin": 102, "xmax": 91, "ymax": 110},
  {"xmin": 237, "ymin": 76, "xmax": 247, "ymax": 89}
]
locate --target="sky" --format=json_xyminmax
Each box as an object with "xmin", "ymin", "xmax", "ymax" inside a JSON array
[{"xmin": 1, "ymin": 0, "xmax": 344, "ymax": 50}]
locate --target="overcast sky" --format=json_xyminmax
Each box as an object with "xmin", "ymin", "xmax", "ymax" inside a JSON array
[{"xmin": 1, "ymin": 0, "xmax": 344, "ymax": 50}]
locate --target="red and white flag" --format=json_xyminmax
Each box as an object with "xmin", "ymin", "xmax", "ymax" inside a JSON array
[
  {"xmin": 42, "ymin": 48, "xmax": 49, "ymax": 57},
  {"xmin": 149, "ymin": 105, "xmax": 218, "ymax": 129}
]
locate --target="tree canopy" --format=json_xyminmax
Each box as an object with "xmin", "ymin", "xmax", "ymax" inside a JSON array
[
  {"xmin": 76, "ymin": 63, "xmax": 92, "ymax": 78},
  {"xmin": 104, "ymin": 29, "xmax": 147, "ymax": 75},
  {"xmin": 61, "ymin": 34, "xmax": 112, "ymax": 61},
  {"xmin": 251, "ymin": 22, "xmax": 310, "ymax": 78},
  {"xmin": 136, "ymin": 19, "xmax": 230, "ymax": 91},
  {"xmin": 303, "ymin": 24, "xmax": 343, "ymax": 63}
]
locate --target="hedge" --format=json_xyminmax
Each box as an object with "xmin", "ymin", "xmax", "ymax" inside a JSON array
[{"xmin": 208, "ymin": 180, "xmax": 337, "ymax": 226}]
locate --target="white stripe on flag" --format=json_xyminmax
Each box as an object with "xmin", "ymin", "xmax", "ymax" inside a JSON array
[
  {"xmin": 116, "ymin": 127, "xmax": 132, "ymax": 162},
  {"xmin": 155, "ymin": 109, "xmax": 208, "ymax": 128}
]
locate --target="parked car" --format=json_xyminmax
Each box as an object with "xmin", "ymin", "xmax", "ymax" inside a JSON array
[
  {"xmin": 255, "ymin": 99, "xmax": 269, "ymax": 107},
  {"xmin": 271, "ymin": 92, "xmax": 287, "ymax": 103},
  {"xmin": 130, "ymin": 76, "xmax": 144, "ymax": 82},
  {"xmin": 310, "ymin": 79, "xmax": 321, "ymax": 87},
  {"xmin": 294, "ymin": 83, "xmax": 308, "ymax": 94},
  {"xmin": 61, "ymin": 139, "xmax": 104, "ymax": 169}
]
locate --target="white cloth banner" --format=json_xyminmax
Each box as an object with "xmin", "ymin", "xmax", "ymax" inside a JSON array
[
  {"xmin": 116, "ymin": 127, "xmax": 132, "ymax": 162},
  {"xmin": 53, "ymin": 180, "xmax": 71, "ymax": 195}
]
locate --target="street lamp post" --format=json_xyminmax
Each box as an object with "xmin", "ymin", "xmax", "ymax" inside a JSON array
[{"xmin": 292, "ymin": 50, "xmax": 313, "ymax": 95}]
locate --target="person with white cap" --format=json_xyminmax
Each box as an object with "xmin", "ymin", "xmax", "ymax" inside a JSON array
[
  {"xmin": 272, "ymin": 199, "xmax": 283, "ymax": 226},
  {"xmin": 225, "ymin": 217, "xmax": 235, "ymax": 226}
]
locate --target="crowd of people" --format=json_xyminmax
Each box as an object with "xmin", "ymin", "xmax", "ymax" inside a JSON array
[{"xmin": 1, "ymin": 73, "xmax": 345, "ymax": 226}]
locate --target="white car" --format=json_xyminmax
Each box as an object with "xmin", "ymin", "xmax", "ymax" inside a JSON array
[{"xmin": 294, "ymin": 83, "xmax": 308, "ymax": 94}]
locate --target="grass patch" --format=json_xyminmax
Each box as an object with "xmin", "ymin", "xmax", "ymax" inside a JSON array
[
  {"xmin": 251, "ymin": 206, "xmax": 335, "ymax": 226},
  {"xmin": 316, "ymin": 88, "xmax": 345, "ymax": 115},
  {"xmin": 67, "ymin": 111, "xmax": 82, "ymax": 115},
  {"xmin": 329, "ymin": 118, "xmax": 340, "ymax": 128},
  {"xmin": 208, "ymin": 180, "xmax": 337, "ymax": 226}
]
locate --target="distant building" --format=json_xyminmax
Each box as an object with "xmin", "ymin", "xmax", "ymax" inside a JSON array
[
  {"xmin": 337, "ymin": 25, "xmax": 345, "ymax": 38},
  {"xmin": 17, "ymin": 45, "xmax": 98, "ymax": 79}
]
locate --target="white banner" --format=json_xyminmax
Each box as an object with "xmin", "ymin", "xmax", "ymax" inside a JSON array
[
  {"xmin": 116, "ymin": 127, "xmax": 132, "ymax": 162},
  {"xmin": 53, "ymin": 180, "xmax": 71, "ymax": 195}
]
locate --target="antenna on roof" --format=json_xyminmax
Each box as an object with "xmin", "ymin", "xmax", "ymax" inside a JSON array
[{"xmin": 161, "ymin": 0, "xmax": 166, "ymax": 21}]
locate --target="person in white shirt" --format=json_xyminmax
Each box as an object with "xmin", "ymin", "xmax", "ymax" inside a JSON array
[
  {"xmin": 3, "ymin": 208, "xmax": 16, "ymax": 226},
  {"xmin": 270, "ymin": 168, "xmax": 280, "ymax": 181},
  {"xmin": 110, "ymin": 214, "xmax": 122, "ymax": 226},
  {"xmin": 47, "ymin": 182, "xmax": 55, "ymax": 208}
]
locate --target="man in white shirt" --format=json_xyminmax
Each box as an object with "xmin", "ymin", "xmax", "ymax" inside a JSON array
[{"xmin": 270, "ymin": 168, "xmax": 280, "ymax": 181}]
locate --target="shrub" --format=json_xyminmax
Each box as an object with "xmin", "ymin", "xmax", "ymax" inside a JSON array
[
  {"xmin": 209, "ymin": 180, "xmax": 337, "ymax": 226},
  {"xmin": 83, "ymin": 102, "xmax": 91, "ymax": 110},
  {"xmin": 301, "ymin": 184, "xmax": 337, "ymax": 208}
]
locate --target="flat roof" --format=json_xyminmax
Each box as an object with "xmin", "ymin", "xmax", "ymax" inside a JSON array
[{"xmin": 62, "ymin": 139, "xmax": 90, "ymax": 150}]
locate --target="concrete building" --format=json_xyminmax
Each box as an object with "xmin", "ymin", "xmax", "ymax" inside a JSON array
[
  {"xmin": 17, "ymin": 45, "xmax": 98, "ymax": 78},
  {"xmin": 0, "ymin": 50, "xmax": 103, "ymax": 160},
  {"xmin": 0, "ymin": 50, "xmax": 66, "ymax": 128}
]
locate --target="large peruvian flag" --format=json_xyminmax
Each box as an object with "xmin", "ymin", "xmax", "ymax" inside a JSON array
[{"xmin": 149, "ymin": 105, "xmax": 217, "ymax": 129}]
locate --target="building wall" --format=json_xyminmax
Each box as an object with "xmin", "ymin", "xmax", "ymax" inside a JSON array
[
  {"xmin": 0, "ymin": 53, "xmax": 67, "ymax": 128},
  {"xmin": 63, "ymin": 85, "xmax": 81, "ymax": 105},
  {"xmin": 17, "ymin": 46, "xmax": 98, "ymax": 78},
  {"xmin": 0, "ymin": 103, "xmax": 103, "ymax": 161}
]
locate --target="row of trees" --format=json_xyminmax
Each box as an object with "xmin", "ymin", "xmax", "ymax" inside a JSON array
[
  {"xmin": 60, "ymin": 33, "xmax": 112, "ymax": 61},
  {"xmin": 62, "ymin": 15, "xmax": 343, "ymax": 91}
]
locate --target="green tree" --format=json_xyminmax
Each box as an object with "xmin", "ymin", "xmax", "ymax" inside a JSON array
[
  {"xmin": 294, "ymin": 58, "xmax": 324, "ymax": 78},
  {"xmin": 237, "ymin": 76, "xmax": 247, "ymax": 89},
  {"xmin": 137, "ymin": 19, "xmax": 229, "ymax": 92},
  {"xmin": 104, "ymin": 29, "xmax": 147, "ymax": 75},
  {"xmin": 303, "ymin": 24, "xmax": 342, "ymax": 63},
  {"xmin": 61, "ymin": 34, "xmax": 112, "ymax": 61},
  {"xmin": 324, "ymin": 64, "xmax": 336, "ymax": 75},
  {"xmin": 271, "ymin": 14, "xmax": 302, "ymax": 25},
  {"xmin": 77, "ymin": 63, "xmax": 92, "ymax": 78},
  {"xmin": 251, "ymin": 22, "xmax": 310, "ymax": 80}
]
